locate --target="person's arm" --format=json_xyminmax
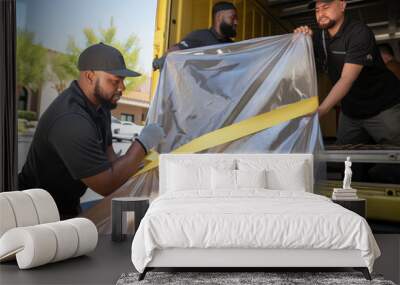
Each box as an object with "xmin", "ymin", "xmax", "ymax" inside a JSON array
[
  {"xmin": 295, "ymin": 24, "xmax": 374, "ymax": 118},
  {"xmin": 153, "ymin": 31, "xmax": 200, "ymax": 70},
  {"xmin": 82, "ymin": 124, "xmax": 164, "ymax": 196},
  {"xmin": 318, "ymin": 63, "xmax": 363, "ymax": 117},
  {"xmin": 49, "ymin": 115, "xmax": 164, "ymax": 197},
  {"xmin": 153, "ymin": 37, "xmax": 188, "ymax": 71},
  {"xmin": 318, "ymin": 24, "xmax": 375, "ymax": 117},
  {"xmin": 82, "ymin": 142, "xmax": 146, "ymax": 196},
  {"xmin": 106, "ymin": 145, "xmax": 119, "ymax": 162},
  {"xmin": 386, "ymin": 61, "xmax": 400, "ymax": 80}
]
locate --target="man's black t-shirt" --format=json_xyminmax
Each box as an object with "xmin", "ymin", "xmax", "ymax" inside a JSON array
[
  {"xmin": 18, "ymin": 81, "xmax": 112, "ymax": 217},
  {"xmin": 153, "ymin": 28, "xmax": 233, "ymax": 70},
  {"xmin": 313, "ymin": 17, "xmax": 400, "ymax": 119},
  {"xmin": 177, "ymin": 28, "xmax": 233, "ymax": 49}
]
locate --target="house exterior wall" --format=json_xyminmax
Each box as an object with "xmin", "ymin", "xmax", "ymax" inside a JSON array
[{"xmin": 112, "ymin": 104, "xmax": 147, "ymax": 125}]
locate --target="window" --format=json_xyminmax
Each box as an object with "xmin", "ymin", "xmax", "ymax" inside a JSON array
[
  {"xmin": 18, "ymin": 87, "xmax": 28, "ymax": 110},
  {"xmin": 121, "ymin": 113, "xmax": 134, "ymax": 122}
]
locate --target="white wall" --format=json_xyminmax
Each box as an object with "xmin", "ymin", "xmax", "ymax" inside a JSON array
[
  {"xmin": 38, "ymin": 64, "xmax": 70, "ymax": 117},
  {"xmin": 18, "ymin": 134, "xmax": 33, "ymax": 172}
]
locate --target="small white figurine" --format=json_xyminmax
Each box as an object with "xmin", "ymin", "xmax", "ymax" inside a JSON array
[{"xmin": 343, "ymin": 156, "xmax": 352, "ymax": 189}]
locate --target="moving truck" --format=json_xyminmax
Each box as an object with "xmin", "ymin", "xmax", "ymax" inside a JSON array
[
  {"xmin": 149, "ymin": 0, "xmax": 400, "ymax": 224},
  {"xmin": 151, "ymin": 0, "xmax": 290, "ymax": 97}
]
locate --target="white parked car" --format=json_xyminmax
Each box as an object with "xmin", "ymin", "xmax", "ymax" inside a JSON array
[{"xmin": 111, "ymin": 116, "xmax": 143, "ymax": 142}]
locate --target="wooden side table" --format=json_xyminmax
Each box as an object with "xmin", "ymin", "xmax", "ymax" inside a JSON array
[
  {"xmin": 111, "ymin": 197, "xmax": 149, "ymax": 242},
  {"xmin": 332, "ymin": 198, "xmax": 366, "ymax": 218}
]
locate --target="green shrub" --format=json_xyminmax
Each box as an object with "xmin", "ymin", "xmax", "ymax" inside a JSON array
[
  {"xmin": 18, "ymin": 110, "xmax": 37, "ymax": 121},
  {"xmin": 18, "ymin": 119, "xmax": 28, "ymax": 134}
]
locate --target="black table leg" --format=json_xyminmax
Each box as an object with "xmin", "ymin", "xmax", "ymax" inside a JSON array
[
  {"xmin": 138, "ymin": 267, "xmax": 149, "ymax": 281},
  {"xmin": 354, "ymin": 267, "xmax": 372, "ymax": 280},
  {"xmin": 111, "ymin": 201, "xmax": 123, "ymax": 242}
]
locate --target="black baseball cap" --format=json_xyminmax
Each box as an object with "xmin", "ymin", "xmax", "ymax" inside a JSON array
[
  {"xmin": 308, "ymin": 0, "xmax": 335, "ymax": 9},
  {"xmin": 78, "ymin": 43, "xmax": 141, "ymax": 77}
]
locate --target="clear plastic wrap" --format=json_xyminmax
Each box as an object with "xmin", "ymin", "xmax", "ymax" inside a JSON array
[{"xmin": 84, "ymin": 33, "xmax": 325, "ymax": 232}]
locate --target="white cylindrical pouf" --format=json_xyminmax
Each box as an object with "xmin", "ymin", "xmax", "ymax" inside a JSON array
[
  {"xmin": 0, "ymin": 218, "xmax": 98, "ymax": 269},
  {"xmin": 66, "ymin": 218, "xmax": 98, "ymax": 257},
  {"xmin": 42, "ymin": 221, "xmax": 79, "ymax": 262},
  {"xmin": 0, "ymin": 226, "xmax": 57, "ymax": 269},
  {"xmin": 0, "ymin": 196, "xmax": 17, "ymax": 237},
  {"xmin": 24, "ymin": 189, "xmax": 60, "ymax": 223},
  {"xmin": 1, "ymin": 192, "xmax": 39, "ymax": 227}
]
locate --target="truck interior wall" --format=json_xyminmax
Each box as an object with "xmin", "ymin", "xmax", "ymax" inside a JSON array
[{"xmin": 152, "ymin": 0, "xmax": 349, "ymax": 139}]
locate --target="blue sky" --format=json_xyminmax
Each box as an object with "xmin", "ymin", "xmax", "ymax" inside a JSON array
[{"xmin": 17, "ymin": 0, "xmax": 157, "ymax": 73}]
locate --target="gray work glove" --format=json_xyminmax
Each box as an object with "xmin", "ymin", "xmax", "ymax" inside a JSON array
[{"xmin": 136, "ymin": 124, "xmax": 165, "ymax": 153}]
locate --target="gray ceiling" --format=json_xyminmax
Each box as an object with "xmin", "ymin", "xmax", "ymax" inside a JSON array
[{"xmin": 267, "ymin": 0, "xmax": 400, "ymax": 42}]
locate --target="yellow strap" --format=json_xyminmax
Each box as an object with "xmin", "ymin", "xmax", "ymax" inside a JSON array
[
  {"xmin": 134, "ymin": 96, "xmax": 318, "ymax": 176},
  {"xmin": 143, "ymin": 150, "xmax": 159, "ymax": 163}
]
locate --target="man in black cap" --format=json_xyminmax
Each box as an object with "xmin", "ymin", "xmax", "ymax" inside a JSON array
[
  {"xmin": 294, "ymin": 0, "xmax": 400, "ymax": 147},
  {"xmin": 153, "ymin": 1, "xmax": 238, "ymax": 70},
  {"xmin": 18, "ymin": 43, "xmax": 165, "ymax": 219}
]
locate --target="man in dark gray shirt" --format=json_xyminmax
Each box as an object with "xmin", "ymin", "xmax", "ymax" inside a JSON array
[
  {"xmin": 294, "ymin": 0, "xmax": 400, "ymax": 146},
  {"xmin": 294, "ymin": 0, "xmax": 400, "ymax": 184},
  {"xmin": 18, "ymin": 43, "xmax": 164, "ymax": 218},
  {"xmin": 153, "ymin": 1, "xmax": 238, "ymax": 70},
  {"xmin": 173, "ymin": 1, "xmax": 237, "ymax": 50}
]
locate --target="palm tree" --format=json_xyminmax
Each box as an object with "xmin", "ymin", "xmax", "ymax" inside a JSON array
[
  {"xmin": 51, "ymin": 17, "xmax": 145, "ymax": 94},
  {"xmin": 16, "ymin": 29, "xmax": 46, "ymax": 108}
]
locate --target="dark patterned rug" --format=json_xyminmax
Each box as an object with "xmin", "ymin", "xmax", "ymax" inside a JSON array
[{"xmin": 116, "ymin": 271, "xmax": 396, "ymax": 285}]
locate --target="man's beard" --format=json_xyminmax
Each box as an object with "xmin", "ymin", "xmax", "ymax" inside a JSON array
[
  {"xmin": 220, "ymin": 21, "xmax": 236, "ymax": 38},
  {"xmin": 318, "ymin": 18, "xmax": 336, "ymax": 30},
  {"xmin": 94, "ymin": 80, "xmax": 119, "ymax": 110}
]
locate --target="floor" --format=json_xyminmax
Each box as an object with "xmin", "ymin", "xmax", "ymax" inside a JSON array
[
  {"xmin": 0, "ymin": 235, "xmax": 134, "ymax": 285},
  {"xmin": 1, "ymin": 235, "xmax": 399, "ymax": 285},
  {"xmin": 373, "ymin": 234, "xmax": 400, "ymax": 284}
]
